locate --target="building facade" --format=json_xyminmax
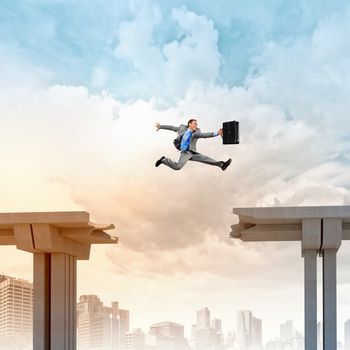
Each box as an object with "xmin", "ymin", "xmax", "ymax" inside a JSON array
[
  {"xmin": 237, "ymin": 310, "xmax": 262, "ymax": 350},
  {"xmin": 195, "ymin": 327, "xmax": 220, "ymax": 350},
  {"xmin": 124, "ymin": 328, "xmax": 145, "ymax": 350},
  {"xmin": 77, "ymin": 295, "xmax": 129, "ymax": 350},
  {"xmin": 0, "ymin": 275, "xmax": 33, "ymax": 347},
  {"xmin": 194, "ymin": 308, "xmax": 222, "ymax": 350},
  {"xmin": 280, "ymin": 320, "xmax": 294, "ymax": 341},
  {"xmin": 252, "ymin": 317, "xmax": 262, "ymax": 349},
  {"xmin": 147, "ymin": 321, "xmax": 187, "ymax": 350},
  {"xmin": 197, "ymin": 308, "xmax": 210, "ymax": 330}
]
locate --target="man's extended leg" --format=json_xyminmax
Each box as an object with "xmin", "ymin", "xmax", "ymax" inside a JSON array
[
  {"xmin": 162, "ymin": 151, "xmax": 192, "ymax": 170},
  {"xmin": 189, "ymin": 153, "xmax": 224, "ymax": 168}
]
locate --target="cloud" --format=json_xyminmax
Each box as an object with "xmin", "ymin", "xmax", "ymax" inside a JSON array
[
  {"xmin": 248, "ymin": 9, "xmax": 350, "ymax": 132},
  {"xmin": 162, "ymin": 7, "xmax": 221, "ymax": 96},
  {"xmin": 114, "ymin": 4, "xmax": 221, "ymax": 101},
  {"xmin": 114, "ymin": 1, "xmax": 163, "ymax": 74},
  {"xmin": 2, "ymin": 0, "xmax": 349, "ymax": 103}
]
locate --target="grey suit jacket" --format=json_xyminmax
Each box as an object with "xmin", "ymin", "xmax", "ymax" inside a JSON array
[{"xmin": 159, "ymin": 124, "xmax": 216, "ymax": 152}]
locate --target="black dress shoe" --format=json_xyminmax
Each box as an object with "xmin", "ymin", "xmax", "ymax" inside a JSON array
[
  {"xmin": 155, "ymin": 156, "xmax": 165, "ymax": 167},
  {"xmin": 222, "ymin": 158, "xmax": 232, "ymax": 171}
]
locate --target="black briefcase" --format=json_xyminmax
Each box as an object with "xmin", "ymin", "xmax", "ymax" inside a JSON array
[{"xmin": 222, "ymin": 121, "xmax": 239, "ymax": 144}]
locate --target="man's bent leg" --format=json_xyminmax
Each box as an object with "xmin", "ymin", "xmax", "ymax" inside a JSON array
[
  {"xmin": 162, "ymin": 151, "xmax": 192, "ymax": 170},
  {"xmin": 190, "ymin": 153, "xmax": 223, "ymax": 168}
]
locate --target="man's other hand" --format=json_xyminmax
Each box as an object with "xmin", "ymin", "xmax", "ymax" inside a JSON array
[
  {"xmin": 217, "ymin": 128, "xmax": 223, "ymax": 136},
  {"xmin": 155, "ymin": 122, "xmax": 160, "ymax": 131}
]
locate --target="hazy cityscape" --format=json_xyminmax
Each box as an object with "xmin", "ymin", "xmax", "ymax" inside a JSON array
[{"xmin": 0, "ymin": 274, "xmax": 350, "ymax": 350}]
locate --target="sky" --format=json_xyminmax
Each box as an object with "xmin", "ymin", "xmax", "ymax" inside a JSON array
[{"xmin": 1, "ymin": 0, "xmax": 350, "ymax": 346}]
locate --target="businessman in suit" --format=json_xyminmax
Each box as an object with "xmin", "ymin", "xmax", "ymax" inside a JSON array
[{"xmin": 155, "ymin": 118, "xmax": 232, "ymax": 171}]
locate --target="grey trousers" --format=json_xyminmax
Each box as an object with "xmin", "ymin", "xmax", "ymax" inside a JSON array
[{"xmin": 162, "ymin": 151, "xmax": 223, "ymax": 170}]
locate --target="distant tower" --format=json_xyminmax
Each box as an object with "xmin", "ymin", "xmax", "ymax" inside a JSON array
[
  {"xmin": 148, "ymin": 321, "xmax": 186, "ymax": 349},
  {"xmin": 280, "ymin": 320, "xmax": 294, "ymax": 341},
  {"xmin": 77, "ymin": 295, "xmax": 130, "ymax": 350},
  {"xmin": 119, "ymin": 308, "xmax": 130, "ymax": 349},
  {"xmin": 237, "ymin": 310, "xmax": 253, "ymax": 350},
  {"xmin": 211, "ymin": 318, "xmax": 223, "ymax": 345},
  {"xmin": 77, "ymin": 295, "xmax": 109, "ymax": 350},
  {"xmin": 124, "ymin": 329, "xmax": 145, "ymax": 350},
  {"xmin": 197, "ymin": 307, "xmax": 210, "ymax": 329},
  {"xmin": 191, "ymin": 324, "xmax": 197, "ymax": 343},
  {"xmin": 293, "ymin": 331, "xmax": 304, "ymax": 350},
  {"xmin": 211, "ymin": 318, "xmax": 222, "ymax": 332},
  {"xmin": 226, "ymin": 332, "xmax": 234, "ymax": 347},
  {"xmin": 252, "ymin": 317, "xmax": 262, "ymax": 349}
]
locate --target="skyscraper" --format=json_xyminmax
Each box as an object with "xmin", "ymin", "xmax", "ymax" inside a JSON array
[
  {"xmin": 280, "ymin": 320, "xmax": 294, "ymax": 341},
  {"xmin": 252, "ymin": 317, "xmax": 262, "ymax": 350},
  {"xmin": 194, "ymin": 307, "xmax": 221, "ymax": 350},
  {"xmin": 195, "ymin": 327, "xmax": 219, "ymax": 350},
  {"xmin": 211, "ymin": 318, "xmax": 224, "ymax": 346},
  {"xmin": 119, "ymin": 308, "xmax": 130, "ymax": 348},
  {"xmin": 147, "ymin": 321, "xmax": 186, "ymax": 350},
  {"xmin": 211, "ymin": 319, "xmax": 222, "ymax": 332},
  {"xmin": 197, "ymin": 307, "xmax": 210, "ymax": 330},
  {"xmin": 225, "ymin": 332, "xmax": 234, "ymax": 348},
  {"xmin": 77, "ymin": 295, "xmax": 130, "ymax": 350},
  {"xmin": 237, "ymin": 310, "xmax": 262, "ymax": 350},
  {"xmin": 125, "ymin": 328, "xmax": 145, "ymax": 350},
  {"xmin": 77, "ymin": 295, "xmax": 112, "ymax": 350},
  {"xmin": 191, "ymin": 324, "xmax": 197, "ymax": 344},
  {"xmin": 293, "ymin": 331, "xmax": 304, "ymax": 350},
  {"xmin": 0, "ymin": 275, "xmax": 33, "ymax": 345},
  {"xmin": 345, "ymin": 319, "xmax": 350, "ymax": 350},
  {"xmin": 237, "ymin": 310, "xmax": 253, "ymax": 350}
]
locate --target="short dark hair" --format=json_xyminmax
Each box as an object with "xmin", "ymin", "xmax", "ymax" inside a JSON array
[{"xmin": 187, "ymin": 118, "xmax": 197, "ymax": 126}]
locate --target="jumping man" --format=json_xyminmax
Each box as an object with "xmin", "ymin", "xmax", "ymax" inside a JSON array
[{"xmin": 155, "ymin": 118, "xmax": 232, "ymax": 171}]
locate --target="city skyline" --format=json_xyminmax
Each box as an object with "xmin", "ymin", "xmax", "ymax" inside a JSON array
[
  {"xmin": 4, "ymin": 244, "xmax": 350, "ymax": 344},
  {"xmin": 2, "ymin": 272, "xmax": 350, "ymax": 349}
]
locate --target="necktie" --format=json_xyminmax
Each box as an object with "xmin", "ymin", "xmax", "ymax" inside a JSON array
[{"xmin": 180, "ymin": 130, "xmax": 192, "ymax": 151}]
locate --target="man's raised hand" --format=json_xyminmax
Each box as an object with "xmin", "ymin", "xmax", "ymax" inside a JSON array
[
  {"xmin": 218, "ymin": 128, "xmax": 223, "ymax": 136},
  {"xmin": 155, "ymin": 122, "xmax": 160, "ymax": 131}
]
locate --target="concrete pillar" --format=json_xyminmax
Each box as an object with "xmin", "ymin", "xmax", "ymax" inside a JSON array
[
  {"xmin": 322, "ymin": 218, "xmax": 342, "ymax": 350},
  {"xmin": 51, "ymin": 253, "xmax": 77, "ymax": 350},
  {"xmin": 322, "ymin": 249, "xmax": 337, "ymax": 350},
  {"xmin": 302, "ymin": 218, "xmax": 321, "ymax": 350},
  {"xmin": 33, "ymin": 253, "xmax": 51, "ymax": 350},
  {"xmin": 33, "ymin": 253, "xmax": 77, "ymax": 350},
  {"xmin": 304, "ymin": 249, "xmax": 318, "ymax": 350}
]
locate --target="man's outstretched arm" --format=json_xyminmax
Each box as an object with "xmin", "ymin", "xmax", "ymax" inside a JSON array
[
  {"xmin": 197, "ymin": 128, "xmax": 223, "ymax": 138},
  {"xmin": 155, "ymin": 122, "xmax": 179, "ymax": 132}
]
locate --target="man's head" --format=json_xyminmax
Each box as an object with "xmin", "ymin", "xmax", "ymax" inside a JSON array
[{"xmin": 187, "ymin": 118, "xmax": 198, "ymax": 131}]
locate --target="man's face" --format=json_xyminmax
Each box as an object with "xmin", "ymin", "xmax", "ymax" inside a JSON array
[{"xmin": 189, "ymin": 120, "xmax": 198, "ymax": 131}]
